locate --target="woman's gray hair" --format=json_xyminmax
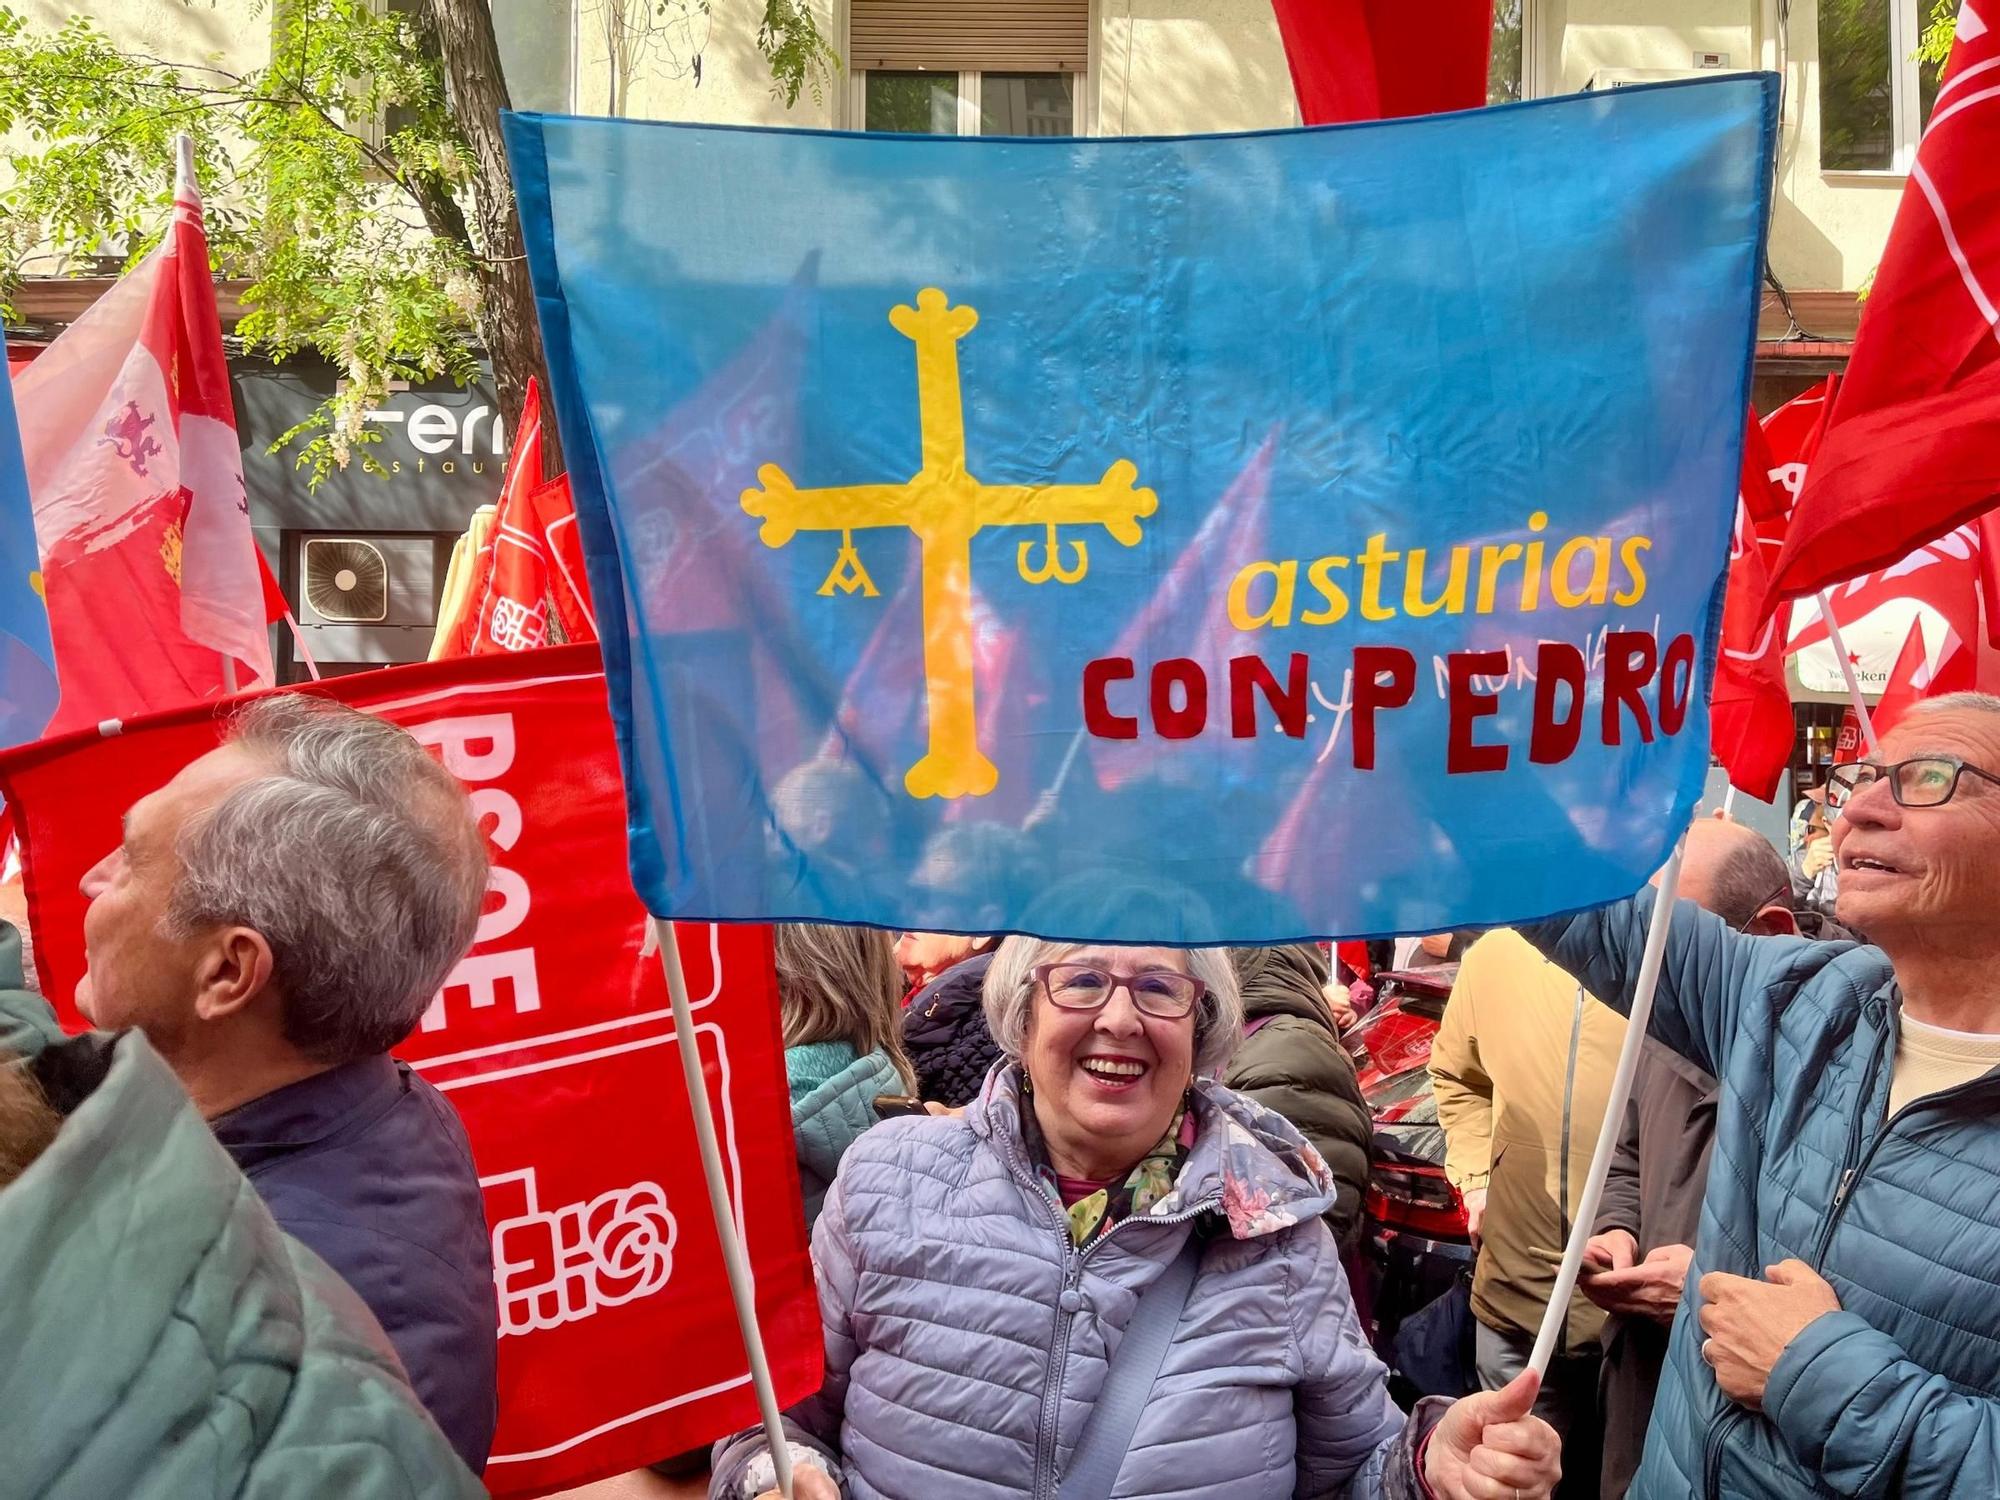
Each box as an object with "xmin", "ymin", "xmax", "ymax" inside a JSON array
[
  {"xmin": 981, "ymin": 936, "xmax": 1245, "ymax": 1079},
  {"xmin": 164, "ymin": 695, "xmax": 489, "ymax": 1064}
]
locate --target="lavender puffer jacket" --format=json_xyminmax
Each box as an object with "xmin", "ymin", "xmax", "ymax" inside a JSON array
[{"xmin": 712, "ymin": 1067, "xmax": 1436, "ymax": 1500}]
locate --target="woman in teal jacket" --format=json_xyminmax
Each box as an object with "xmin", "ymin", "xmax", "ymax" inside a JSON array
[{"xmin": 775, "ymin": 924, "xmax": 916, "ymax": 1227}]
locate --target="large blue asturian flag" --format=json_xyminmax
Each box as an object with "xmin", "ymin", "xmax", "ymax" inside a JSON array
[
  {"xmin": 0, "ymin": 331, "xmax": 58, "ymax": 753},
  {"xmin": 509, "ymin": 77, "xmax": 1776, "ymax": 944}
]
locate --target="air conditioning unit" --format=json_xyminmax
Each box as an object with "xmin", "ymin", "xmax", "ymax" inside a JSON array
[
  {"xmin": 1584, "ymin": 65, "xmax": 1741, "ymax": 91},
  {"xmin": 291, "ymin": 532, "xmax": 445, "ymax": 668}
]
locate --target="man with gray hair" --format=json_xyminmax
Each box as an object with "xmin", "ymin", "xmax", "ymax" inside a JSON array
[
  {"xmin": 75, "ymin": 694, "xmax": 498, "ymax": 1472},
  {"xmin": 1521, "ymin": 693, "xmax": 2000, "ymax": 1498}
]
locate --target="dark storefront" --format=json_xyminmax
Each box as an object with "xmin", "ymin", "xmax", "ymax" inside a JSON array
[{"xmin": 232, "ymin": 355, "xmax": 512, "ymax": 681}]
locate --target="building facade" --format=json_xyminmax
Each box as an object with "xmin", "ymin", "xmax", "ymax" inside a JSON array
[{"xmin": 5, "ymin": 0, "xmax": 1938, "ymax": 711}]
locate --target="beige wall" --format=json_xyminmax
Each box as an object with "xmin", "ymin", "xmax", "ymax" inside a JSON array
[
  {"xmin": 590, "ymin": 0, "xmax": 837, "ymax": 126},
  {"xmin": 1766, "ymin": 0, "xmax": 1907, "ymax": 291},
  {"xmin": 14, "ymin": 0, "xmax": 269, "ymax": 75},
  {"xmin": 10, "ymin": 0, "xmax": 1903, "ymax": 296},
  {"xmin": 1095, "ymin": 0, "xmax": 1296, "ymax": 136},
  {"xmin": 1536, "ymin": 0, "xmax": 1901, "ymax": 292}
]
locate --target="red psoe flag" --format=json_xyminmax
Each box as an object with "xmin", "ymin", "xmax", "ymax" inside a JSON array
[
  {"xmin": 1765, "ymin": 3, "xmax": 2000, "ymax": 614},
  {"xmin": 1874, "ymin": 614, "xmax": 1977, "ymax": 737},
  {"xmin": 0, "ymin": 645, "xmax": 821, "ymax": 1494},
  {"xmin": 12, "ymin": 137, "xmax": 273, "ymax": 731},
  {"xmin": 527, "ymin": 474, "xmax": 597, "ymax": 644},
  {"xmin": 1272, "ymin": 0, "xmax": 1494, "ymax": 124},
  {"xmin": 1710, "ymin": 408, "xmax": 1798, "ymax": 801},
  {"xmin": 453, "ymin": 379, "xmax": 550, "ymax": 656}
]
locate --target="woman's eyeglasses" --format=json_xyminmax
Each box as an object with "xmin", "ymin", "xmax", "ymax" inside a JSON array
[{"xmin": 1031, "ymin": 962, "xmax": 1205, "ymax": 1019}]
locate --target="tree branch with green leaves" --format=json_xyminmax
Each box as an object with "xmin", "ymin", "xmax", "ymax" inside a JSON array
[{"xmin": 0, "ymin": 0, "xmax": 838, "ymax": 486}]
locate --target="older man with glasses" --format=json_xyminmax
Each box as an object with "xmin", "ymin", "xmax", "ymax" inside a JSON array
[{"xmin": 1517, "ymin": 692, "xmax": 2000, "ymax": 1500}]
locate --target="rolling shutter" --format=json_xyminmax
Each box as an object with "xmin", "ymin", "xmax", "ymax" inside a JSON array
[{"xmin": 849, "ymin": 0, "xmax": 1090, "ymax": 73}]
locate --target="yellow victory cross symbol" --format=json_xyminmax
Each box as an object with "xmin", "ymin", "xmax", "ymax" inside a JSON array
[{"xmin": 742, "ymin": 288, "xmax": 1157, "ymax": 800}]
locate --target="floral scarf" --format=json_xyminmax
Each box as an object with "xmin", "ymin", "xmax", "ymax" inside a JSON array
[{"xmin": 1022, "ymin": 1092, "xmax": 1198, "ymax": 1247}]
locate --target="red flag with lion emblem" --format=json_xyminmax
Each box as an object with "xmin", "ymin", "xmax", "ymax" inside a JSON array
[{"xmin": 9, "ymin": 138, "xmax": 271, "ymax": 733}]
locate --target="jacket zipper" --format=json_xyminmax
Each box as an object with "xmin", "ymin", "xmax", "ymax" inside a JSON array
[
  {"xmin": 1700, "ymin": 1007, "xmax": 2000, "ymax": 1499},
  {"xmin": 1808, "ymin": 1006, "xmax": 2000, "ymax": 1269},
  {"xmin": 994, "ymin": 1124, "xmax": 1215, "ymax": 1500},
  {"xmin": 1703, "ymin": 1405, "xmax": 1745, "ymax": 1499}
]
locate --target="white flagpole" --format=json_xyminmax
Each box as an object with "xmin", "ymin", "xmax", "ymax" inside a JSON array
[
  {"xmin": 284, "ymin": 611, "xmax": 323, "ymax": 681},
  {"xmin": 1721, "ymin": 785, "xmax": 1739, "ymax": 818},
  {"xmin": 1816, "ymin": 590, "xmax": 1883, "ymax": 759},
  {"xmin": 651, "ymin": 916, "xmax": 794, "ymax": 1499},
  {"xmin": 1528, "ymin": 834, "xmax": 1688, "ymax": 1377}
]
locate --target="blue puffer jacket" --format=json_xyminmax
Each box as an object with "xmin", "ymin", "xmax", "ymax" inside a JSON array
[
  {"xmin": 789, "ymin": 1041, "xmax": 906, "ymax": 1229},
  {"xmin": 714, "ymin": 1066, "xmax": 1435, "ymax": 1500},
  {"xmin": 1527, "ymin": 895, "xmax": 2000, "ymax": 1499}
]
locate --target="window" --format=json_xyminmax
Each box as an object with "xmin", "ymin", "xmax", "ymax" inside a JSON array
[
  {"xmin": 865, "ymin": 71, "xmax": 960, "ymax": 134},
  {"xmin": 1489, "ymin": 0, "xmax": 1526, "ymax": 105},
  {"xmin": 1819, "ymin": 0, "xmax": 1944, "ymax": 172},
  {"xmin": 850, "ymin": 0, "xmax": 1086, "ymax": 136},
  {"xmin": 980, "ymin": 73, "xmax": 1076, "ymax": 137},
  {"xmin": 862, "ymin": 71, "xmax": 1078, "ymax": 137}
]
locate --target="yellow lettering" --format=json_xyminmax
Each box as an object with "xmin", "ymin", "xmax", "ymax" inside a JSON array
[
  {"xmin": 1476, "ymin": 543, "xmax": 1524, "ymax": 614},
  {"xmin": 1403, "ymin": 544, "xmax": 1471, "ymax": 618},
  {"xmin": 1228, "ymin": 560, "xmax": 1298, "ymax": 630},
  {"xmin": 1521, "ymin": 511, "xmax": 1549, "ymax": 612},
  {"xmin": 441, "ymin": 460, "xmax": 456, "ymax": 475},
  {"xmin": 1613, "ymin": 536, "xmax": 1652, "ymax": 606},
  {"xmin": 1551, "ymin": 536, "xmax": 1613, "ymax": 608},
  {"xmin": 1358, "ymin": 533, "xmax": 1401, "ymax": 622},
  {"xmin": 1301, "ymin": 555, "xmax": 1351, "ymax": 625}
]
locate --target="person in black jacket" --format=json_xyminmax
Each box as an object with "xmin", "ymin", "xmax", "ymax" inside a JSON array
[
  {"xmin": 1224, "ymin": 944, "xmax": 1373, "ymax": 1247},
  {"xmin": 902, "ymin": 946, "xmax": 1001, "ymax": 1106}
]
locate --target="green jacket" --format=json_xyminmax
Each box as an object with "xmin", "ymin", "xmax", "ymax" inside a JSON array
[
  {"xmin": 788, "ymin": 1040, "xmax": 905, "ymax": 1229},
  {"xmin": 1224, "ymin": 946, "xmax": 1373, "ymax": 1248},
  {"xmin": 0, "ymin": 947, "xmax": 483, "ymax": 1500}
]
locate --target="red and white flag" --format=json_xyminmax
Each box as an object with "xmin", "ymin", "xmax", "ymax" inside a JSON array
[
  {"xmin": 527, "ymin": 474, "xmax": 597, "ymax": 644},
  {"xmin": 12, "ymin": 136, "xmax": 271, "ymax": 732},
  {"xmin": 1874, "ymin": 612, "xmax": 1977, "ymax": 737},
  {"xmin": 1783, "ymin": 522, "xmax": 1983, "ymax": 659},
  {"xmin": 1710, "ymin": 408, "xmax": 1796, "ymax": 800},
  {"xmin": 1764, "ymin": 2, "xmax": 2000, "ymax": 612}
]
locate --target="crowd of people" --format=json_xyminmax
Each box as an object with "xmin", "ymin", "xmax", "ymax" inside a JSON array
[{"xmin": 5, "ymin": 691, "xmax": 2000, "ymax": 1498}]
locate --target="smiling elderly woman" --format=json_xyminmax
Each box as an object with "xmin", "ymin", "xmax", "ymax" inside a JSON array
[{"xmin": 712, "ymin": 937, "xmax": 1560, "ymax": 1500}]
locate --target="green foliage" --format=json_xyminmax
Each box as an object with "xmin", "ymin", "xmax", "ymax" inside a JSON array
[
  {"xmin": 0, "ymin": 0, "xmax": 838, "ymax": 482},
  {"xmin": 758, "ymin": 0, "xmax": 839, "ymax": 108},
  {"xmin": 1917, "ymin": 0, "xmax": 1959, "ymax": 67},
  {"xmin": 0, "ymin": 0, "xmax": 480, "ymax": 483}
]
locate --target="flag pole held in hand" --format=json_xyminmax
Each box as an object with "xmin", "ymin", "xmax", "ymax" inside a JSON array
[
  {"xmin": 652, "ymin": 916, "xmax": 794, "ymax": 1499},
  {"xmin": 1528, "ymin": 835, "xmax": 1689, "ymax": 1377}
]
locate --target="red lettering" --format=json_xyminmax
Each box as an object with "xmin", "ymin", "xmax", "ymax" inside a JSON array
[
  {"xmin": 1530, "ymin": 642, "xmax": 1588, "ymax": 764},
  {"xmin": 1352, "ymin": 646, "xmax": 1416, "ymax": 770},
  {"xmin": 1229, "ymin": 653, "xmax": 1309, "ymax": 739},
  {"xmin": 1446, "ymin": 650, "xmax": 1509, "ymax": 773},
  {"xmin": 1602, "ymin": 631, "xmax": 1658, "ymax": 745},
  {"xmin": 1151, "ymin": 658, "xmax": 1208, "ymax": 740},
  {"xmin": 1083, "ymin": 657, "xmax": 1138, "ymax": 739},
  {"xmin": 1659, "ymin": 633, "xmax": 1697, "ymax": 736}
]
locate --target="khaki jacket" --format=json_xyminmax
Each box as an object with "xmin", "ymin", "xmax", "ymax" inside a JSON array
[{"xmin": 1428, "ymin": 928, "xmax": 1627, "ymax": 1350}]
